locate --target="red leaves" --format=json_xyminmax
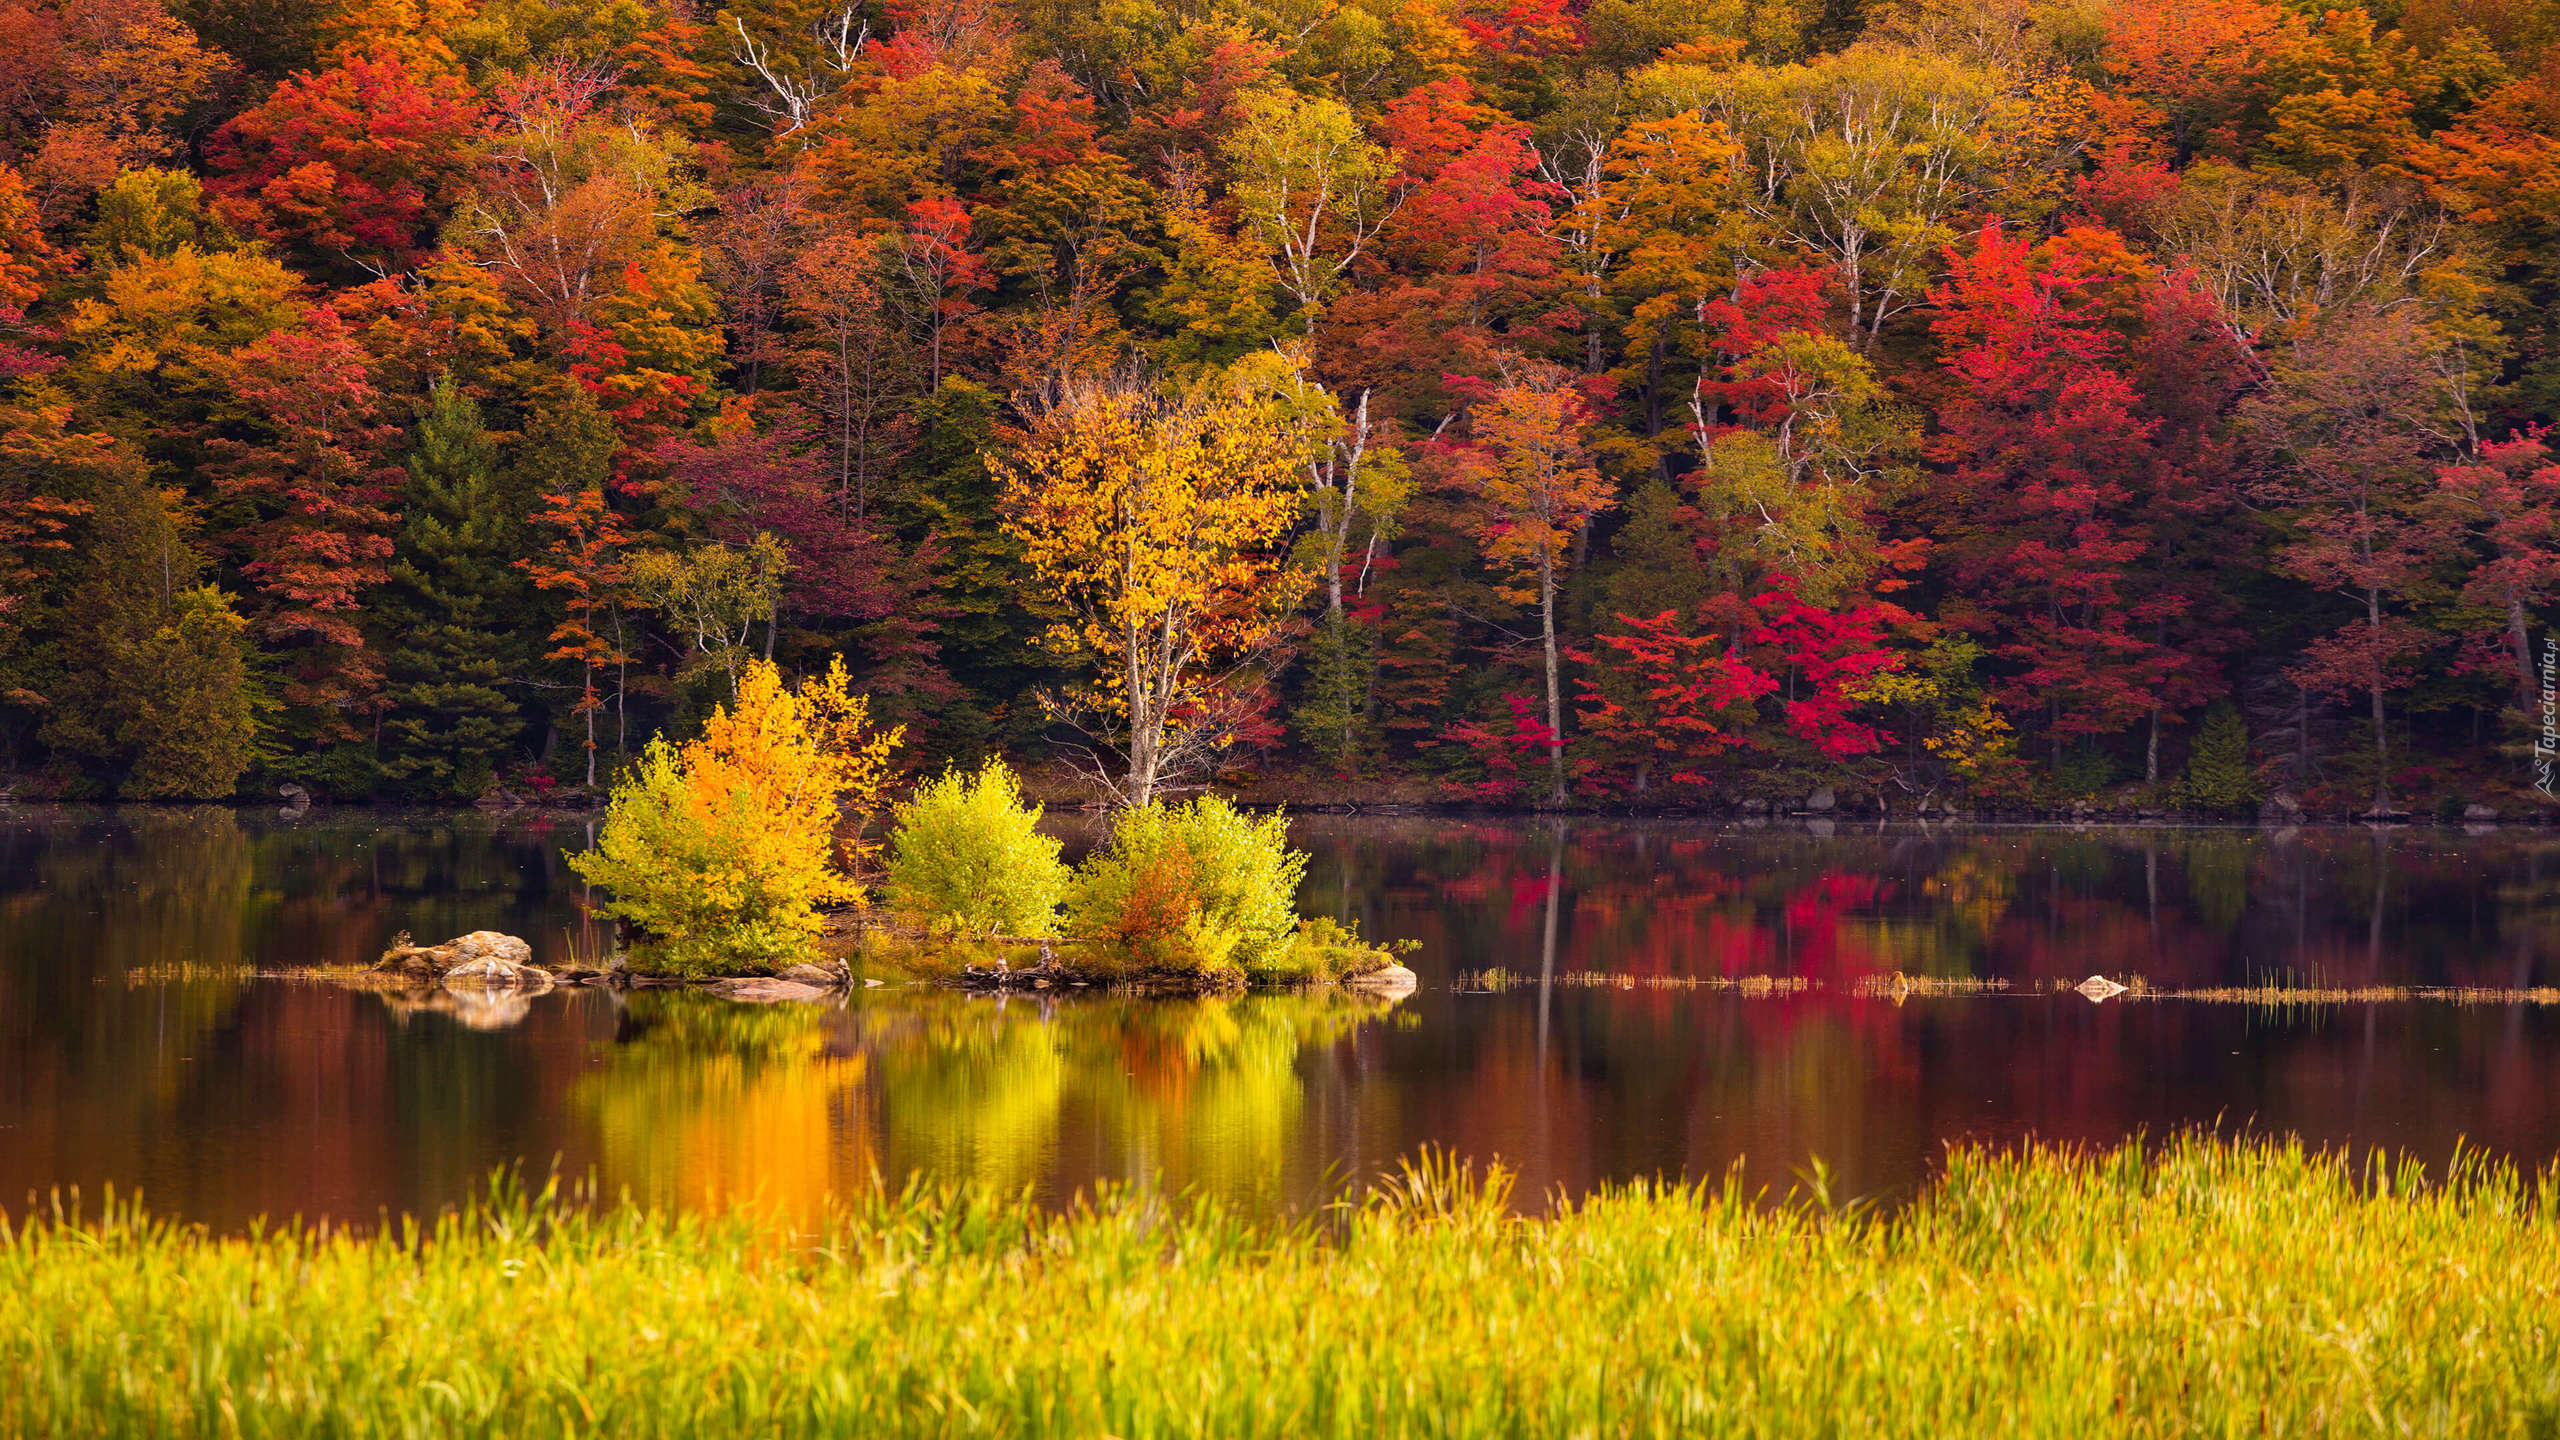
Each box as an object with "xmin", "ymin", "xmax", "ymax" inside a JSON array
[
  {"xmin": 1926, "ymin": 220, "xmax": 2215, "ymax": 743},
  {"xmin": 208, "ymin": 308, "xmax": 399, "ymax": 732},
  {"xmin": 1741, "ymin": 580, "xmax": 1898, "ymax": 761},
  {"xmin": 1575, "ymin": 610, "xmax": 1774, "ymax": 785},
  {"xmin": 1693, "ymin": 267, "xmax": 1834, "ymax": 432},
  {"xmin": 1439, "ymin": 693, "xmax": 1560, "ymax": 803},
  {"xmin": 206, "ymin": 46, "xmax": 482, "ymax": 271},
  {"xmin": 1569, "ymin": 577, "xmax": 1903, "ymax": 794}
]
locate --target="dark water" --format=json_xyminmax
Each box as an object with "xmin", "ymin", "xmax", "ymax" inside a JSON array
[{"xmin": 6, "ymin": 806, "xmax": 2560, "ymax": 1228}]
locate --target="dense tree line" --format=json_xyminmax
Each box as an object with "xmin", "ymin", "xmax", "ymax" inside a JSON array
[{"xmin": 0, "ymin": 0, "xmax": 2555, "ymax": 813}]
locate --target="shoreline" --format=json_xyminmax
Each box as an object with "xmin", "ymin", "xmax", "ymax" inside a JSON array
[{"xmin": 9, "ymin": 794, "xmax": 2559, "ymax": 830}]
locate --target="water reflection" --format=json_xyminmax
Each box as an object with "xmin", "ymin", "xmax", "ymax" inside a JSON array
[
  {"xmin": 5, "ymin": 806, "xmax": 2560, "ymax": 1228},
  {"xmin": 566, "ymin": 989, "xmax": 1408, "ymax": 1217}
]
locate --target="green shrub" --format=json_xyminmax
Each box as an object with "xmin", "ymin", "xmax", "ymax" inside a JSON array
[
  {"xmin": 571, "ymin": 740, "xmax": 837, "ymax": 976},
  {"xmin": 1064, "ymin": 797, "xmax": 1306, "ymax": 978},
  {"xmin": 881, "ymin": 761, "xmax": 1070, "ymax": 938},
  {"xmin": 2181, "ymin": 701, "xmax": 2258, "ymax": 811},
  {"xmin": 1250, "ymin": 915, "xmax": 1407, "ymax": 984}
]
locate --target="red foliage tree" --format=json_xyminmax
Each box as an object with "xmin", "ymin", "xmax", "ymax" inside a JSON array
[
  {"xmin": 1330, "ymin": 79, "xmax": 1571, "ymax": 412},
  {"xmin": 659, "ymin": 405, "xmax": 954, "ymax": 702},
  {"xmin": 1573, "ymin": 611, "xmax": 1774, "ymax": 793},
  {"xmin": 1926, "ymin": 221, "xmax": 2218, "ymax": 773},
  {"xmin": 2435, "ymin": 432, "xmax": 2560, "ymax": 716},
  {"xmin": 208, "ymin": 308, "xmax": 400, "ymax": 737},
  {"xmin": 206, "ymin": 47, "xmax": 482, "ymax": 272}
]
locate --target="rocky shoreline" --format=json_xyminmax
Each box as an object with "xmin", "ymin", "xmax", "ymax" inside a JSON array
[{"xmin": 367, "ymin": 930, "xmax": 1418, "ymax": 1006}]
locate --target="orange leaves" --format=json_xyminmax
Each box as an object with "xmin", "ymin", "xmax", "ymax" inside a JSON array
[
  {"xmin": 571, "ymin": 657, "xmax": 903, "ymax": 970},
  {"xmin": 1442, "ymin": 363, "xmax": 1613, "ymax": 589},
  {"xmin": 2099, "ymin": 0, "xmax": 2298, "ymax": 162}
]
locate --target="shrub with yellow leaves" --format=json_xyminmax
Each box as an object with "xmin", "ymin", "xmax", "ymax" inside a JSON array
[{"xmin": 570, "ymin": 657, "xmax": 901, "ymax": 975}]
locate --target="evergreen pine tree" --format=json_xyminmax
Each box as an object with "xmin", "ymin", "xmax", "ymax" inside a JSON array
[
  {"xmin": 379, "ymin": 378, "xmax": 531, "ymax": 799},
  {"xmin": 2180, "ymin": 700, "xmax": 2258, "ymax": 813},
  {"xmin": 513, "ymin": 383, "xmax": 631, "ymax": 784},
  {"xmin": 893, "ymin": 378, "xmax": 1056, "ymax": 756},
  {"xmin": 43, "ymin": 476, "xmax": 256, "ymax": 798},
  {"xmin": 1293, "ymin": 610, "xmax": 1379, "ymax": 776}
]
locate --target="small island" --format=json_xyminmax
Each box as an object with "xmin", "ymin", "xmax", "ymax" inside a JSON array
[{"xmin": 366, "ymin": 657, "xmax": 1415, "ymax": 1004}]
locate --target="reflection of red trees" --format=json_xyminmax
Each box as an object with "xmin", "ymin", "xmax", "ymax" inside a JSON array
[{"xmin": 1301, "ymin": 818, "xmax": 2560, "ymax": 996}]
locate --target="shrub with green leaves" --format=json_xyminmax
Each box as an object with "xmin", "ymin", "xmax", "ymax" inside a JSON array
[
  {"xmin": 881, "ymin": 761, "xmax": 1070, "ymax": 938},
  {"xmin": 1065, "ymin": 797, "xmax": 1306, "ymax": 978},
  {"xmin": 2181, "ymin": 700, "xmax": 2258, "ymax": 811},
  {"xmin": 1252, "ymin": 915, "xmax": 1405, "ymax": 984}
]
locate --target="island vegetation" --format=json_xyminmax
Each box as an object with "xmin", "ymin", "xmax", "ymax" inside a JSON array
[
  {"xmin": 5, "ymin": 1134, "xmax": 2556, "ymax": 1436},
  {"xmin": 564, "ymin": 653, "xmax": 1404, "ymax": 981}
]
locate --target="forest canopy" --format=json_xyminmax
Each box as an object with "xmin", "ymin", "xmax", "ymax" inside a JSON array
[{"xmin": 1, "ymin": 0, "xmax": 2556, "ymax": 815}]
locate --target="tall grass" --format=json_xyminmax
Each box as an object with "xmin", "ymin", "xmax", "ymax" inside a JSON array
[{"xmin": 4, "ymin": 1136, "xmax": 2558, "ymax": 1437}]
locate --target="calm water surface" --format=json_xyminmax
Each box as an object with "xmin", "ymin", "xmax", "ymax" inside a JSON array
[{"xmin": 5, "ymin": 806, "xmax": 2559, "ymax": 1228}]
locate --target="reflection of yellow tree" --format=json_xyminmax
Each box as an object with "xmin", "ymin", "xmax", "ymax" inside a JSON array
[
  {"xmin": 576, "ymin": 994, "xmax": 866, "ymax": 1218},
  {"xmin": 868, "ymin": 1000, "xmax": 1069, "ymax": 1196},
  {"xmin": 861, "ymin": 990, "xmax": 1395, "ymax": 1208},
  {"xmin": 1847, "ymin": 851, "xmax": 2017, "ymax": 977},
  {"xmin": 1114, "ymin": 995, "xmax": 1375, "ymax": 1202},
  {"xmin": 574, "ymin": 989, "xmax": 1402, "ymax": 1217}
]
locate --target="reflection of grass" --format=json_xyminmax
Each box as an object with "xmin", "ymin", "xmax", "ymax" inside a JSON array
[
  {"xmin": 1560, "ymin": 973, "xmax": 1815, "ymax": 995},
  {"xmin": 2140, "ymin": 984, "xmax": 2560, "ymax": 1007},
  {"xmin": 1854, "ymin": 973, "xmax": 2010, "ymax": 997},
  {"xmin": 8, "ymin": 1135, "xmax": 2558, "ymax": 1434}
]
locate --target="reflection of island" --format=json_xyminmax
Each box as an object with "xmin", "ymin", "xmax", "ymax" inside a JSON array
[{"xmin": 571, "ymin": 987, "xmax": 1411, "ymax": 1217}]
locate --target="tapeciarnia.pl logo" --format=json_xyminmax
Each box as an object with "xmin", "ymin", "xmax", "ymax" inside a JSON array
[{"xmin": 2539, "ymin": 636, "xmax": 2558, "ymax": 798}]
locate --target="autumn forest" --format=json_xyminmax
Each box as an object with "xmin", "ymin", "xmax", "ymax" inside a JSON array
[{"xmin": 0, "ymin": 0, "xmax": 2554, "ymax": 816}]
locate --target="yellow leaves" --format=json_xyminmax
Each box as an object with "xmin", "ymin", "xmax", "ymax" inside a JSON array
[
  {"xmin": 994, "ymin": 366, "xmax": 1317, "ymax": 704},
  {"xmin": 993, "ymin": 361, "xmax": 1322, "ymax": 800},
  {"xmin": 1602, "ymin": 110, "xmax": 1739, "ymax": 250},
  {"xmin": 63, "ymin": 244, "xmax": 305, "ymax": 387},
  {"xmin": 1219, "ymin": 88, "xmax": 1401, "ymax": 315},
  {"xmin": 1150, "ymin": 167, "xmax": 1285, "ymax": 371},
  {"xmin": 571, "ymin": 657, "xmax": 903, "ymax": 971},
  {"xmin": 692, "ymin": 656, "xmax": 902, "ymax": 869}
]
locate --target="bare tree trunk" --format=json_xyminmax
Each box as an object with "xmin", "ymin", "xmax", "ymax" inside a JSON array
[
  {"xmin": 1541, "ymin": 556, "xmax": 1565, "ymax": 806},
  {"xmin": 612, "ymin": 605, "xmax": 628, "ymax": 765},
  {"xmin": 1125, "ymin": 626, "xmax": 1157, "ymax": 809},
  {"xmin": 2508, "ymin": 593, "xmax": 2537, "ymax": 715},
  {"xmin": 2367, "ymin": 586, "xmax": 2391, "ymax": 815}
]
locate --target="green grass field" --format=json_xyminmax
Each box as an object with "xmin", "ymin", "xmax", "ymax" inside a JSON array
[{"xmin": 5, "ymin": 1136, "xmax": 2556, "ymax": 1437}]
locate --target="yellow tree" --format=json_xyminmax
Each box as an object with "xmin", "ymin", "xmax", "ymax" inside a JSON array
[
  {"xmin": 1446, "ymin": 362, "xmax": 1617, "ymax": 804},
  {"xmin": 571, "ymin": 657, "xmax": 901, "ymax": 972},
  {"xmin": 1220, "ymin": 89, "xmax": 1404, "ymax": 323},
  {"xmin": 994, "ymin": 364, "xmax": 1322, "ymax": 806}
]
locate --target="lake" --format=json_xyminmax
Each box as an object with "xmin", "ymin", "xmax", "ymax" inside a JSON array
[{"xmin": 5, "ymin": 805, "xmax": 2558, "ymax": 1229}]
